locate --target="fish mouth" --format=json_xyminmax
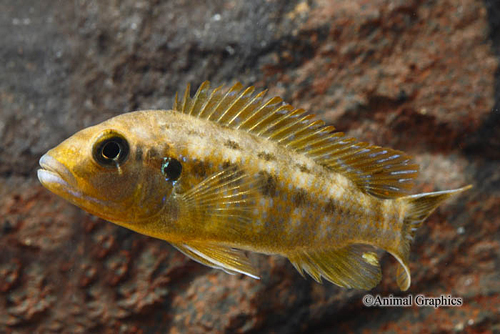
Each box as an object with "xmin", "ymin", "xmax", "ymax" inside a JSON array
[
  {"xmin": 38, "ymin": 153, "xmax": 112, "ymax": 217},
  {"xmin": 37, "ymin": 154, "xmax": 78, "ymax": 193}
]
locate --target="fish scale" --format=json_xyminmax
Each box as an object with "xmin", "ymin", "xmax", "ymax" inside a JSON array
[{"xmin": 38, "ymin": 81, "xmax": 471, "ymax": 291}]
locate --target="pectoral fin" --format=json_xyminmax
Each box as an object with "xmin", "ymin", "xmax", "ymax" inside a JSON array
[
  {"xmin": 170, "ymin": 167, "xmax": 263, "ymax": 279},
  {"xmin": 172, "ymin": 242, "xmax": 259, "ymax": 279},
  {"xmin": 287, "ymin": 244, "xmax": 382, "ymax": 290},
  {"xmin": 179, "ymin": 165, "xmax": 264, "ymax": 237}
]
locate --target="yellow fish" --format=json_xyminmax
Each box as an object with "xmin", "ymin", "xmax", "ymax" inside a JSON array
[{"xmin": 38, "ymin": 82, "xmax": 470, "ymax": 291}]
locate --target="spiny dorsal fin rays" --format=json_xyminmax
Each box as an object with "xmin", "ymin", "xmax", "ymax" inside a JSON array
[
  {"xmin": 188, "ymin": 81, "xmax": 211, "ymax": 116},
  {"xmin": 281, "ymin": 120, "xmax": 329, "ymax": 149},
  {"xmin": 239, "ymin": 96, "xmax": 283, "ymax": 132},
  {"xmin": 254, "ymin": 104, "xmax": 295, "ymax": 136},
  {"xmin": 199, "ymin": 85, "xmax": 224, "ymax": 119},
  {"xmin": 173, "ymin": 81, "xmax": 420, "ymax": 199},
  {"xmin": 272, "ymin": 114, "xmax": 319, "ymax": 143},
  {"xmin": 227, "ymin": 90, "xmax": 268, "ymax": 127},
  {"xmin": 217, "ymin": 86, "xmax": 255, "ymax": 124},
  {"xmin": 181, "ymin": 83, "xmax": 192, "ymax": 114},
  {"xmin": 205, "ymin": 82, "xmax": 244, "ymax": 121},
  {"xmin": 263, "ymin": 108, "xmax": 308, "ymax": 140}
]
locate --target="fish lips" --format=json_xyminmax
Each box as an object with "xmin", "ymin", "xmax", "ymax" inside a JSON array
[
  {"xmin": 38, "ymin": 153, "xmax": 117, "ymax": 219},
  {"xmin": 38, "ymin": 154, "xmax": 79, "ymax": 196}
]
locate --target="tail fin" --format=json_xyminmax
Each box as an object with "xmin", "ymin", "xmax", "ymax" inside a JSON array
[{"xmin": 391, "ymin": 185, "xmax": 472, "ymax": 291}]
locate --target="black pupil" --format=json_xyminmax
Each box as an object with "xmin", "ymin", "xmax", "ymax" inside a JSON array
[
  {"xmin": 163, "ymin": 158, "xmax": 182, "ymax": 181},
  {"xmin": 93, "ymin": 134, "xmax": 129, "ymax": 167},
  {"xmin": 102, "ymin": 141, "xmax": 121, "ymax": 160}
]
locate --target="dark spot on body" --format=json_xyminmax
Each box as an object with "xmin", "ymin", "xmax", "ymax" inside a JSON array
[
  {"xmin": 222, "ymin": 161, "xmax": 234, "ymax": 170},
  {"xmin": 296, "ymin": 163, "xmax": 310, "ymax": 174},
  {"xmin": 258, "ymin": 171, "xmax": 277, "ymax": 197},
  {"xmin": 257, "ymin": 151, "xmax": 275, "ymax": 161},
  {"xmin": 190, "ymin": 159, "xmax": 210, "ymax": 178},
  {"xmin": 135, "ymin": 146, "xmax": 143, "ymax": 161},
  {"xmin": 218, "ymin": 162, "xmax": 246, "ymax": 187},
  {"xmin": 293, "ymin": 189, "xmax": 308, "ymax": 207},
  {"xmin": 324, "ymin": 199, "xmax": 338, "ymax": 215},
  {"xmin": 224, "ymin": 139, "xmax": 241, "ymax": 150},
  {"xmin": 187, "ymin": 129, "xmax": 202, "ymax": 137}
]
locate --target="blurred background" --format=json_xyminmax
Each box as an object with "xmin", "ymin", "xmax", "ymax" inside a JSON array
[{"xmin": 1, "ymin": 0, "xmax": 499, "ymax": 332}]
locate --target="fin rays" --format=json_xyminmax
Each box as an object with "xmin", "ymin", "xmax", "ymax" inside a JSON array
[
  {"xmin": 179, "ymin": 166, "xmax": 264, "ymax": 237},
  {"xmin": 288, "ymin": 244, "xmax": 382, "ymax": 290},
  {"xmin": 390, "ymin": 185, "xmax": 473, "ymax": 291},
  {"xmin": 173, "ymin": 82, "xmax": 419, "ymax": 199},
  {"xmin": 172, "ymin": 242, "xmax": 259, "ymax": 279}
]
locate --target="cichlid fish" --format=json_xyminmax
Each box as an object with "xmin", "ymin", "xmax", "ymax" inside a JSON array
[{"xmin": 38, "ymin": 82, "xmax": 470, "ymax": 291}]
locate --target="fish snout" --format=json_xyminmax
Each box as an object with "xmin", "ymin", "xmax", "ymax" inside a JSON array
[{"xmin": 37, "ymin": 153, "xmax": 77, "ymax": 189}]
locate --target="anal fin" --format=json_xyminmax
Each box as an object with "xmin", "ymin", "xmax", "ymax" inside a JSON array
[
  {"xmin": 172, "ymin": 242, "xmax": 259, "ymax": 279},
  {"xmin": 288, "ymin": 244, "xmax": 382, "ymax": 290}
]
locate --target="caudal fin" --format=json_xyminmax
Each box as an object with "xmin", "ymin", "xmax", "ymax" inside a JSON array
[{"xmin": 392, "ymin": 185, "xmax": 472, "ymax": 291}]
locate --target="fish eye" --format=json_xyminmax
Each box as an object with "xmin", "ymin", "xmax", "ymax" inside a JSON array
[
  {"xmin": 161, "ymin": 157, "xmax": 182, "ymax": 182},
  {"xmin": 93, "ymin": 134, "xmax": 129, "ymax": 167}
]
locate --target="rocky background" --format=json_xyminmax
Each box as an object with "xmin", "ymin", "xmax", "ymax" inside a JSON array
[{"xmin": 1, "ymin": 0, "xmax": 499, "ymax": 332}]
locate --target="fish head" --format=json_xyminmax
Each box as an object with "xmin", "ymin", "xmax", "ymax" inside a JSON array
[{"xmin": 38, "ymin": 112, "xmax": 174, "ymax": 224}]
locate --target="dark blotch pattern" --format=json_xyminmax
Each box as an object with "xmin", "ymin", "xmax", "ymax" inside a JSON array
[
  {"xmin": 135, "ymin": 146, "xmax": 143, "ymax": 162},
  {"xmin": 190, "ymin": 159, "xmax": 210, "ymax": 179},
  {"xmin": 222, "ymin": 160, "xmax": 234, "ymax": 170},
  {"xmin": 296, "ymin": 163, "xmax": 310, "ymax": 174},
  {"xmin": 258, "ymin": 171, "xmax": 277, "ymax": 197},
  {"xmin": 324, "ymin": 199, "xmax": 338, "ymax": 215},
  {"xmin": 257, "ymin": 151, "xmax": 276, "ymax": 161},
  {"xmin": 187, "ymin": 129, "xmax": 202, "ymax": 137},
  {"xmin": 224, "ymin": 139, "xmax": 241, "ymax": 150},
  {"xmin": 292, "ymin": 189, "xmax": 308, "ymax": 207}
]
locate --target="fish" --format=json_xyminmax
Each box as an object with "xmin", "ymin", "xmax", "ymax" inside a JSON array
[{"xmin": 38, "ymin": 81, "xmax": 471, "ymax": 291}]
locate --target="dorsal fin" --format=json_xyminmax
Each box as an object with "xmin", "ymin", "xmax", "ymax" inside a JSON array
[{"xmin": 173, "ymin": 81, "xmax": 419, "ymax": 199}]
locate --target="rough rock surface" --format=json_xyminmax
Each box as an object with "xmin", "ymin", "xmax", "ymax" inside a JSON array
[{"xmin": 1, "ymin": 0, "xmax": 499, "ymax": 332}]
